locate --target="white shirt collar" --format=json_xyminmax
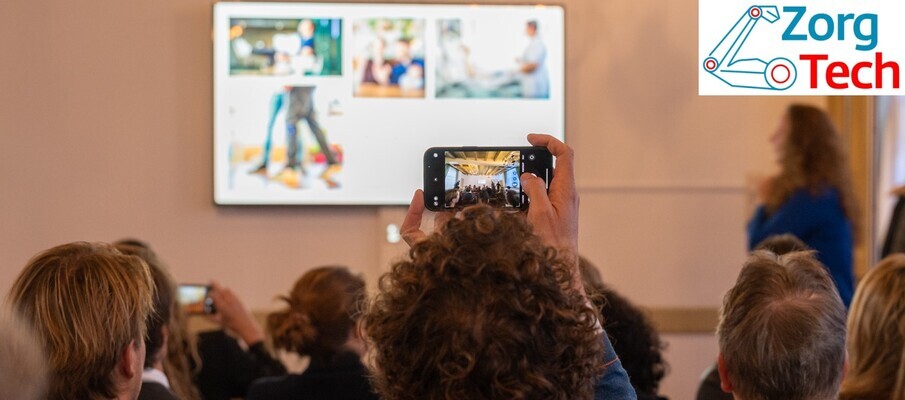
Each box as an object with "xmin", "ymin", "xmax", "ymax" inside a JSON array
[{"xmin": 142, "ymin": 367, "xmax": 170, "ymax": 389}]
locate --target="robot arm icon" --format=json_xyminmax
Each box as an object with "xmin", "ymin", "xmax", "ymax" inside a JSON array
[{"xmin": 703, "ymin": 6, "xmax": 797, "ymax": 90}]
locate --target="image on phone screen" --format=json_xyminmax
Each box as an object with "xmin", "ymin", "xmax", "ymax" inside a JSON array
[
  {"xmin": 443, "ymin": 150, "xmax": 522, "ymax": 209},
  {"xmin": 178, "ymin": 284, "xmax": 212, "ymax": 315}
]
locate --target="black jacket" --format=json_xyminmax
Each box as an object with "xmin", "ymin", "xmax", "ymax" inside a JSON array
[
  {"xmin": 246, "ymin": 352, "xmax": 378, "ymax": 400},
  {"xmin": 138, "ymin": 382, "xmax": 179, "ymax": 400},
  {"xmin": 193, "ymin": 330, "xmax": 287, "ymax": 400}
]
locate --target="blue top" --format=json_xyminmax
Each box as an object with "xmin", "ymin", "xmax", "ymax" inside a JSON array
[
  {"xmin": 390, "ymin": 59, "xmax": 425, "ymax": 84},
  {"xmin": 747, "ymin": 188, "xmax": 854, "ymax": 307},
  {"xmin": 596, "ymin": 331, "xmax": 637, "ymax": 399}
]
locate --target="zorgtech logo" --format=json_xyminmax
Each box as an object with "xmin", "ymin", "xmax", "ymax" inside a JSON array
[{"xmin": 699, "ymin": 0, "xmax": 903, "ymax": 95}]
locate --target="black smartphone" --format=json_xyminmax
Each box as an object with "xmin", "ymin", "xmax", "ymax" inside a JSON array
[
  {"xmin": 423, "ymin": 146, "xmax": 553, "ymax": 212},
  {"xmin": 177, "ymin": 284, "xmax": 215, "ymax": 315}
]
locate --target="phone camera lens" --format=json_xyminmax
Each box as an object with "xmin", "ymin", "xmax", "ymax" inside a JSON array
[
  {"xmin": 433, "ymin": 153, "xmax": 439, "ymax": 158},
  {"xmin": 528, "ymin": 154, "xmax": 536, "ymax": 161}
]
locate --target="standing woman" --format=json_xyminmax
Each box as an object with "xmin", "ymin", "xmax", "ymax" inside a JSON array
[{"xmin": 748, "ymin": 104, "xmax": 860, "ymax": 306}]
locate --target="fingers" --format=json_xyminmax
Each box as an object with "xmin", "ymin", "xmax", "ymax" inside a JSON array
[
  {"xmin": 521, "ymin": 173, "xmax": 552, "ymax": 212},
  {"xmin": 401, "ymin": 189, "xmax": 428, "ymax": 247},
  {"xmin": 527, "ymin": 133, "xmax": 575, "ymax": 185}
]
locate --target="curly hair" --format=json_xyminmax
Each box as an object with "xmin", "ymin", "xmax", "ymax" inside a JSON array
[
  {"xmin": 364, "ymin": 205, "xmax": 604, "ymax": 400},
  {"xmin": 767, "ymin": 104, "xmax": 860, "ymax": 236}
]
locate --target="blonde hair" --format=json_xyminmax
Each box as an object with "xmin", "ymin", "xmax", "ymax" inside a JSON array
[
  {"xmin": 840, "ymin": 254, "xmax": 905, "ymax": 400},
  {"xmin": 0, "ymin": 309, "xmax": 47, "ymax": 400},
  {"xmin": 115, "ymin": 243, "xmax": 202, "ymax": 400},
  {"xmin": 6, "ymin": 242, "xmax": 154, "ymax": 400}
]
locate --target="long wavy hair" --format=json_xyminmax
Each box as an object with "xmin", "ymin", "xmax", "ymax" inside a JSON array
[
  {"xmin": 766, "ymin": 104, "xmax": 860, "ymax": 236},
  {"xmin": 840, "ymin": 254, "xmax": 905, "ymax": 400},
  {"xmin": 364, "ymin": 206, "xmax": 604, "ymax": 400}
]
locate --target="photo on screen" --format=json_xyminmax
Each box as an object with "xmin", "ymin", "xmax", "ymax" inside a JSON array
[
  {"xmin": 230, "ymin": 85, "xmax": 345, "ymax": 191},
  {"xmin": 229, "ymin": 18, "xmax": 342, "ymax": 76},
  {"xmin": 444, "ymin": 150, "xmax": 521, "ymax": 209},
  {"xmin": 178, "ymin": 286, "xmax": 209, "ymax": 314},
  {"xmin": 437, "ymin": 18, "xmax": 550, "ymax": 99},
  {"xmin": 352, "ymin": 18, "xmax": 426, "ymax": 98}
]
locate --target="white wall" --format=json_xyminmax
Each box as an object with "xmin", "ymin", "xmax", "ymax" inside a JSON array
[{"xmin": 0, "ymin": 0, "xmax": 824, "ymax": 398}]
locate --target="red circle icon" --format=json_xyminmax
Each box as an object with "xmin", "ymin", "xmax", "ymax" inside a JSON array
[
  {"xmin": 771, "ymin": 64, "xmax": 790, "ymax": 84},
  {"xmin": 704, "ymin": 58, "xmax": 717, "ymax": 71},
  {"xmin": 750, "ymin": 7, "xmax": 761, "ymax": 18}
]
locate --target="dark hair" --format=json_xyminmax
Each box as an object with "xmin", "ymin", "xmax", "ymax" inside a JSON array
[
  {"xmin": 754, "ymin": 234, "xmax": 809, "ymax": 255},
  {"xmin": 579, "ymin": 257, "xmax": 668, "ymax": 397},
  {"xmin": 364, "ymin": 205, "xmax": 604, "ymax": 400},
  {"xmin": 114, "ymin": 241, "xmax": 202, "ymax": 400},
  {"xmin": 114, "ymin": 244, "xmax": 171, "ymax": 369},
  {"xmin": 267, "ymin": 266, "xmax": 366, "ymax": 365},
  {"xmin": 768, "ymin": 104, "xmax": 860, "ymax": 236},
  {"xmin": 527, "ymin": 20, "xmax": 538, "ymax": 30},
  {"xmin": 718, "ymin": 251, "xmax": 846, "ymax": 400}
]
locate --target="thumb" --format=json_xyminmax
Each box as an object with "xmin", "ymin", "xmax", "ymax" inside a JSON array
[{"xmin": 521, "ymin": 173, "xmax": 551, "ymax": 211}]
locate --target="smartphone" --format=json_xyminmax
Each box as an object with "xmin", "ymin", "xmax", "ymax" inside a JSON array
[
  {"xmin": 423, "ymin": 146, "xmax": 553, "ymax": 212},
  {"xmin": 177, "ymin": 284, "xmax": 215, "ymax": 315}
]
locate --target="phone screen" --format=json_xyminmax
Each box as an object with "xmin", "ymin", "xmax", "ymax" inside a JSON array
[
  {"xmin": 178, "ymin": 284, "xmax": 213, "ymax": 315},
  {"xmin": 443, "ymin": 150, "xmax": 523, "ymax": 209},
  {"xmin": 424, "ymin": 146, "xmax": 552, "ymax": 212}
]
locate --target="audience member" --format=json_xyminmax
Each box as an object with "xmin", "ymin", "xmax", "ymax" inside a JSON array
[
  {"xmin": 697, "ymin": 233, "xmax": 810, "ymax": 400},
  {"xmin": 580, "ymin": 258, "xmax": 669, "ymax": 400},
  {"xmin": 748, "ymin": 104, "xmax": 859, "ymax": 307},
  {"xmin": 368, "ymin": 134, "xmax": 636, "ymax": 400},
  {"xmin": 716, "ymin": 250, "xmax": 846, "ymax": 400},
  {"xmin": 194, "ymin": 282, "xmax": 288, "ymax": 400},
  {"xmin": 114, "ymin": 243, "xmax": 202, "ymax": 400},
  {"xmin": 6, "ymin": 242, "xmax": 154, "ymax": 400},
  {"xmin": 247, "ymin": 266, "xmax": 376, "ymax": 400},
  {"xmin": 839, "ymin": 254, "xmax": 905, "ymax": 400},
  {"xmin": 0, "ymin": 309, "xmax": 47, "ymax": 400}
]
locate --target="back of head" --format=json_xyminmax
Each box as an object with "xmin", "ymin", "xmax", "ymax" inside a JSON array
[
  {"xmin": 365, "ymin": 205, "xmax": 604, "ymax": 400},
  {"xmin": 0, "ymin": 309, "xmax": 47, "ymax": 400},
  {"xmin": 578, "ymin": 257, "xmax": 667, "ymax": 397},
  {"xmin": 840, "ymin": 254, "xmax": 905, "ymax": 400},
  {"xmin": 6, "ymin": 242, "xmax": 154, "ymax": 400},
  {"xmin": 115, "ymin": 244, "xmax": 173, "ymax": 369},
  {"xmin": 718, "ymin": 250, "xmax": 846, "ymax": 400},
  {"xmin": 114, "ymin": 241, "xmax": 202, "ymax": 400},
  {"xmin": 754, "ymin": 234, "xmax": 809, "ymax": 255},
  {"xmin": 267, "ymin": 266, "xmax": 366, "ymax": 365}
]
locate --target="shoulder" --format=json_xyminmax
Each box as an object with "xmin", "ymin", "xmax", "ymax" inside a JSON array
[{"xmin": 786, "ymin": 187, "xmax": 843, "ymax": 207}]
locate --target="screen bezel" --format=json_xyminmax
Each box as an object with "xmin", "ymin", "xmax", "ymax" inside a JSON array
[
  {"xmin": 423, "ymin": 146, "xmax": 553, "ymax": 212},
  {"xmin": 212, "ymin": 2, "xmax": 568, "ymax": 207}
]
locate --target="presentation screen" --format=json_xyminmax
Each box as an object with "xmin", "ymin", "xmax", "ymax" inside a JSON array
[{"xmin": 213, "ymin": 2, "xmax": 565, "ymax": 205}]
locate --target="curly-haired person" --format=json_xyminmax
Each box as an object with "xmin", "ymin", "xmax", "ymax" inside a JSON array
[{"xmin": 365, "ymin": 134, "xmax": 636, "ymax": 400}]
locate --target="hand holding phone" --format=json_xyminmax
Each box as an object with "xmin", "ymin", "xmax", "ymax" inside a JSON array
[{"xmin": 422, "ymin": 146, "xmax": 553, "ymax": 212}]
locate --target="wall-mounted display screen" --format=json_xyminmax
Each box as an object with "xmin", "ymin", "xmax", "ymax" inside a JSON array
[{"xmin": 214, "ymin": 2, "xmax": 564, "ymax": 205}]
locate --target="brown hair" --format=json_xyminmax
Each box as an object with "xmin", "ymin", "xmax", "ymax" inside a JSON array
[
  {"xmin": 364, "ymin": 206, "xmax": 604, "ymax": 400},
  {"xmin": 267, "ymin": 266, "xmax": 366, "ymax": 365},
  {"xmin": 840, "ymin": 254, "xmax": 905, "ymax": 400},
  {"xmin": 114, "ymin": 243, "xmax": 202, "ymax": 400},
  {"xmin": 766, "ymin": 104, "xmax": 860, "ymax": 235},
  {"xmin": 718, "ymin": 250, "xmax": 847, "ymax": 400},
  {"xmin": 6, "ymin": 242, "xmax": 154, "ymax": 400}
]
